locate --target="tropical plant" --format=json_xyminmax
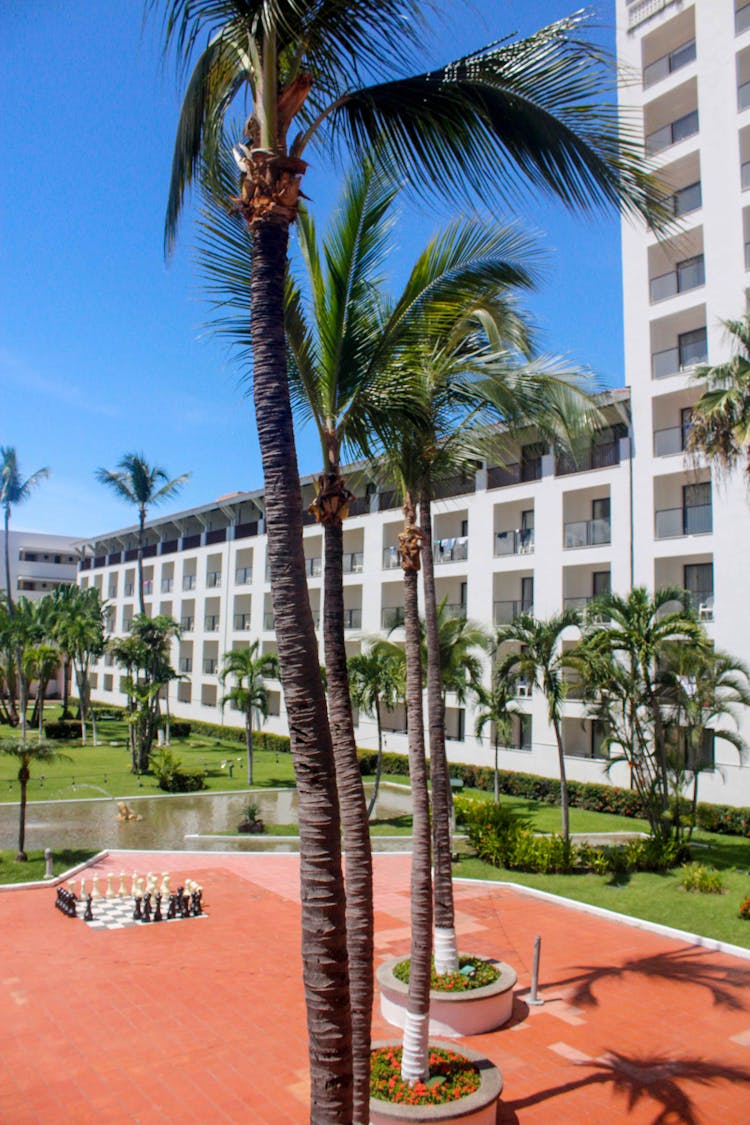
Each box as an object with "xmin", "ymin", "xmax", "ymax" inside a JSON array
[
  {"xmin": 24, "ymin": 643, "xmax": 60, "ymax": 736},
  {"xmin": 578, "ymin": 587, "xmax": 705, "ymax": 840},
  {"xmin": 53, "ymin": 586, "xmax": 107, "ymax": 747},
  {"xmin": 687, "ymin": 314, "xmax": 750, "ymax": 481},
  {"xmin": 474, "ymin": 676, "xmax": 517, "ymax": 804},
  {"xmin": 109, "ymin": 614, "xmax": 180, "ymax": 771},
  {"xmin": 348, "ymin": 644, "xmax": 404, "ymax": 816},
  {"xmin": 154, "ymin": 0, "xmax": 667, "ymax": 1109},
  {"xmin": 1, "ymin": 739, "xmax": 71, "ymax": 860},
  {"xmin": 494, "ymin": 610, "xmax": 581, "ymax": 842},
  {"xmin": 47, "ymin": 584, "xmax": 84, "ymax": 719},
  {"xmin": 95, "ymin": 454, "xmax": 189, "ymax": 614},
  {"xmin": 219, "ymin": 641, "xmax": 279, "ymax": 784},
  {"xmin": 0, "ymin": 448, "xmax": 50, "ymax": 740}
]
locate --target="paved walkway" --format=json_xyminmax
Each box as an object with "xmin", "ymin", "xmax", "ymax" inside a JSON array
[{"xmin": 2, "ymin": 851, "xmax": 750, "ymax": 1123}]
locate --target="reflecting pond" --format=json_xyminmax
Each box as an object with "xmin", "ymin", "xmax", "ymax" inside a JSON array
[{"xmin": 0, "ymin": 784, "xmax": 415, "ymax": 854}]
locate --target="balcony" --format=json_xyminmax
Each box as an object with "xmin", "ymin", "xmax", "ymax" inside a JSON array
[
  {"xmin": 652, "ymin": 333, "xmax": 707, "ymax": 379},
  {"xmin": 203, "ymin": 659, "xmax": 218, "ymax": 675},
  {"xmin": 646, "ymin": 109, "xmax": 699, "ymax": 156},
  {"xmin": 344, "ymin": 608, "xmax": 362, "ymax": 630},
  {"xmin": 381, "ymin": 606, "xmax": 405, "ymax": 630},
  {"xmin": 234, "ymin": 613, "xmax": 252, "ymax": 631},
  {"xmin": 235, "ymin": 566, "xmax": 253, "ymax": 585},
  {"xmin": 343, "ymin": 551, "xmax": 364, "ymax": 574},
  {"xmin": 180, "ymin": 616, "xmax": 194, "ymax": 632},
  {"xmin": 264, "ymin": 611, "xmax": 275, "ymax": 631},
  {"xmin": 643, "ymin": 39, "xmax": 696, "ymax": 88},
  {"xmin": 124, "ymin": 583, "xmax": 134, "ymax": 597},
  {"xmin": 206, "ymin": 571, "xmax": 222, "ymax": 588},
  {"xmin": 494, "ymin": 600, "xmax": 533, "ymax": 626},
  {"xmin": 740, "ymin": 80, "xmax": 750, "ymax": 112},
  {"xmin": 563, "ymin": 596, "xmax": 609, "ymax": 622},
  {"xmin": 383, "ymin": 546, "xmax": 401, "ymax": 570},
  {"xmin": 442, "ymin": 603, "xmax": 467, "ymax": 621},
  {"xmin": 495, "ymin": 528, "xmax": 535, "ymax": 557},
  {"xmin": 204, "ymin": 615, "xmax": 220, "ymax": 631},
  {"xmin": 305, "ymin": 557, "xmax": 322, "ymax": 579},
  {"xmin": 746, "ymin": 242, "xmax": 750, "ymax": 271},
  {"xmin": 744, "ymin": 161, "xmax": 750, "ymax": 191},
  {"xmin": 183, "ymin": 575, "xmax": 196, "ymax": 591},
  {"xmin": 161, "ymin": 578, "xmax": 174, "ymax": 593},
  {"xmin": 655, "ymin": 504, "xmax": 712, "ymax": 538},
  {"xmin": 653, "ymin": 425, "xmax": 689, "ymax": 457},
  {"xmin": 144, "ymin": 580, "xmax": 153, "ymax": 595},
  {"xmin": 556, "ymin": 440, "xmax": 621, "ymax": 476},
  {"xmin": 563, "ymin": 518, "xmax": 611, "ymax": 549},
  {"xmin": 670, "ymin": 181, "xmax": 701, "ymax": 217},
  {"xmin": 739, "ymin": 2, "xmax": 750, "ymax": 34},
  {"xmin": 487, "ymin": 456, "xmax": 543, "ymax": 490},
  {"xmin": 649, "ymin": 255, "xmax": 704, "ymax": 303},
  {"xmin": 688, "ymin": 591, "xmax": 715, "ymax": 620},
  {"xmin": 179, "ymin": 658, "xmax": 192, "ymax": 673},
  {"xmin": 434, "ymin": 536, "xmax": 468, "ymax": 564}
]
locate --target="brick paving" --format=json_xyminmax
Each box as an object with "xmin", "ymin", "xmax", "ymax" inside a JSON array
[{"xmin": 2, "ymin": 851, "xmax": 750, "ymax": 1123}]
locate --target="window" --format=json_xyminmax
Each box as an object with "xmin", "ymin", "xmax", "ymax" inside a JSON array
[
  {"xmin": 593, "ymin": 571, "xmax": 611, "ymax": 598},
  {"xmin": 678, "ymin": 328, "xmax": 708, "ymax": 368},
  {"xmin": 520, "ymin": 443, "xmax": 544, "ymax": 481},
  {"xmin": 591, "ymin": 721, "xmax": 608, "ymax": 759},
  {"xmin": 518, "ymin": 714, "xmax": 532, "ymax": 751},
  {"xmin": 521, "ymin": 576, "xmax": 534, "ymax": 613},
  {"xmin": 683, "ymin": 482, "xmax": 712, "ymax": 533},
  {"xmin": 672, "ymin": 181, "xmax": 702, "ymax": 216},
  {"xmin": 684, "ymin": 562, "xmax": 713, "ymax": 615}
]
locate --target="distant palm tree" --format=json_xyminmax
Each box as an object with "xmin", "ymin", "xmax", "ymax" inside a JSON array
[
  {"xmin": 1, "ymin": 739, "xmax": 71, "ymax": 861},
  {"xmin": 687, "ymin": 315, "xmax": 750, "ymax": 481},
  {"xmin": 96, "ymin": 454, "xmax": 189, "ymax": 614},
  {"xmin": 494, "ymin": 610, "xmax": 581, "ymax": 842},
  {"xmin": 25, "ymin": 643, "xmax": 60, "ymax": 735},
  {"xmin": 220, "ymin": 642, "xmax": 279, "ymax": 785},
  {"xmin": 348, "ymin": 645, "xmax": 403, "ymax": 817},
  {"xmin": 474, "ymin": 677, "xmax": 517, "ymax": 804}
]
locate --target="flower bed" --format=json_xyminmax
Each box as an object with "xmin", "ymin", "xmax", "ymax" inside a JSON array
[
  {"xmin": 392, "ymin": 956, "xmax": 500, "ymax": 993},
  {"xmin": 370, "ymin": 1040, "xmax": 502, "ymax": 1124},
  {"xmin": 377, "ymin": 956, "xmax": 516, "ymax": 1038}
]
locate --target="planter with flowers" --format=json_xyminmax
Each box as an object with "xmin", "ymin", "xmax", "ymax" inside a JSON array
[
  {"xmin": 369, "ymin": 1041, "xmax": 502, "ymax": 1124},
  {"xmin": 377, "ymin": 955, "xmax": 517, "ymax": 1038}
]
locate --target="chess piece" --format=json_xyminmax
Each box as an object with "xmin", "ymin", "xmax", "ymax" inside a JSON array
[
  {"xmin": 166, "ymin": 893, "xmax": 177, "ymax": 920},
  {"xmin": 133, "ymin": 895, "xmax": 143, "ymax": 921},
  {"xmin": 130, "ymin": 871, "xmax": 139, "ymax": 896},
  {"xmin": 84, "ymin": 894, "xmax": 94, "ymax": 922},
  {"xmin": 105, "ymin": 874, "xmax": 115, "ymax": 900},
  {"xmin": 153, "ymin": 893, "xmax": 163, "ymax": 923},
  {"xmin": 192, "ymin": 889, "xmax": 203, "ymax": 917},
  {"xmin": 118, "ymin": 872, "xmax": 127, "ymax": 897},
  {"xmin": 142, "ymin": 893, "xmax": 152, "ymax": 922},
  {"xmin": 79, "ymin": 878, "xmax": 86, "ymax": 901},
  {"xmin": 91, "ymin": 875, "xmax": 101, "ymax": 900},
  {"xmin": 180, "ymin": 893, "xmax": 191, "ymax": 919},
  {"xmin": 176, "ymin": 885, "xmax": 184, "ymax": 909},
  {"xmin": 160, "ymin": 872, "xmax": 170, "ymax": 899}
]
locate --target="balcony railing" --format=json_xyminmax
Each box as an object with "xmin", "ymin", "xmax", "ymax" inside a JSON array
[
  {"xmin": 183, "ymin": 575, "xmax": 196, "ymax": 591},
  {"xmin": 161, "ymin": 578, "xmax": 174, "ymax": 593},
  {"xmin": 649, "ymin": 255, "xmax": 704, "ymax": 303},
  {"xmin": 486, "ymin": 457, "xmax": 542, "ymax": 490},
  {"xmin": 264, "ymin": 611, "xmax": 275, "ymax": 631},
  {"xmin": 108, "ymin": 587, "xmax": 118, "ymax": 599},
  {"xmin": 652, "ymin": 339, "xmax": 707, "ymax": 379},
  {"xmin": 563, "ymin": 596, "xmax": 610, "ymax": 622},
  {"xmin": 563, "ymin": 518, "xmax": 611, "ymax": 549},
  {"xmin": 179, "ymin": 658, "xmax": 192, "ymax": 673},
  {"xmin": 655, "ymin": 503, "xmax": 712, "ymax": 538},
  {"xmin": 556, "ymin": 440, "xmax": 620, "ymax": 476},
  {"xmin": 343, "ymin": 551, "xmax": 364, "ymax": 574},
  {"xmin": 124, "ymin": 583, "xmax": 134, "ymax": 597},
  {"xmin": 144, "ymin": 580, "xmax": 153, "ymax": 595},
  {"xmin": 344, "ymin": 608, "xmax": 362, "ymax": 630},
  {"xmin": 180, "ymin": 616, "xmax": 194, "ymax": 632},
  {"xmin": 670, "ymin": 181, "xmax": 702, "ymax": 217},
  {"xmin": 493, "ymin": 600, "xmax": 533, "ymax": 626},
  {"xmin": 687, "ymin": 590, "xmax": 715, "ymax": 620},
  {"xmin": 206, "ymin": 571, "xmax": 222, "ymax": 588},
  {"xmin": 645, "ymin": 109, "xmax": 699, "ymax": 155},
  {"xmin": 203, "ymin": 659, "xmax": 217, "ymax": 675},
  {"xmin": 653, "ymin": 425, "xmax": 689, "ymax": 457},
  {"xmin": 739, "ymin": 1, "xmax": 750, "ymax": 33},
  {"xmin": 495, "ymin": 528, "xmax": 535, "ymax": 556},
  {"xmin": 643, "ymin": 38, "xmax": 696, "ymax": 88},
  {"xmin": 443, "ymin": 603, "xmax": 467, "ymax": 621},
  {"xmin": 234, "ymin": 614, "xmax": 252, "ymax": 631},
  {"xmin": 305, "ymin": 557, "xmax": 322, "ymax": 578},
  {"xmin": 235, "ymin": 566, "xmax": 252, "ymax": 585},
  {"xmin": 381, "ymin": 606, "xmax": 405, "ymax": 630},
  {"xmin": 204, "ymin": 615, "xmax": 220, "ymax": 631},
  {"xmin": 434, "ymin": 536, "xmax": 468, "ymax": 564},
  {"xmin": 740, "ymin": 80, "xmax": 750, "ymax": 112},
  {"xmin": 383, "ymin": 546, "xmax": 401, "ymax": 570}
]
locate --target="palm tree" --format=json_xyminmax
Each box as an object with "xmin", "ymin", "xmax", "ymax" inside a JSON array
[
  {"xmin": 494, "ymin": 610, "xmax": 581, "ymax": 843},
  {"xmin": 47, "ymin": 584, "xmax": 81, "ymax": 719},
  {"xmin": 474, "ymin": 677, "xmax": 517, "ymax": 805},
  {"xmin": 25, "ymin": 644, "xmax": 60, "ymax": 736},
  {"xmin": 0, "ymin": 448, "xmax": 50, "ymax": 741},
  {"xmin": 65, "ymin": 588, "xmax": 107, "ymax": 747},
  {"xmin": 1, "ymin": 739, "xmax": 71, "ymax": 861},
  {"xmin": 348, "ymin": 644, "xmax": 403, "ymax": 817},
  {"xmin": 155, "ymin": 2, "xmax": 667, "ymax": 1112},
  {"xmin": 96, "ymin": 454, "xmax": 189, "ymax": 614},
  {"xmin": 220, "ymin": 642, "xmax": 279, "ymax": 784},
  {"xmin": 687, "ymin": 315, "xmax": 750, "ymax": 481}
]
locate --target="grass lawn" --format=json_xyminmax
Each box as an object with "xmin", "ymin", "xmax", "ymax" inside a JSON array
[{"xmin": 0, "ymin": 849, "xmax": 96, "ymax": 884}]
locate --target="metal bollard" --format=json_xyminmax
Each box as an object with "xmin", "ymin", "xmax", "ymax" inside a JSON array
[
  {"xmin": 527, "ymin": 935, "xmax": 544, "ymax": 1005},
  {"xmin": 44, "ymin": 848, "xmax": 54, "ymax": 880}
]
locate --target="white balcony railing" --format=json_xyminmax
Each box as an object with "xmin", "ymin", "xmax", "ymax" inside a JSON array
[
  {"xmin": 563, "ymin": 519, "xmax": 611, "ymax": 549},
  {"xmin": 653, "ymin": 425, "xmax": 689, "ymax": 457},
  {"xmin": 645, "ymin": 109, "xmax": 699, "ymax": 155},
  {"xmin": 495, "ymin": 528, "xmax": 535, "ymax": 557},
  {"xmin": 434, "ymin": 536, "xmax": 469, "ymax": 564},
  {"xmin": 655, "ymin": 504, "xmax": 712, "ymax": 538},
  {"xmin": 493, "ymin": 600, "xmax": 533, "ymax": 626}
]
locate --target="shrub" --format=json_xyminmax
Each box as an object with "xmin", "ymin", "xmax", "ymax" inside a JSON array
[
  {"xmin": 370, "ymin": 1046, "xmax": 480, "ymax": 1107},
  {"xmin": 45, "ymin": 722, "xmax": 82, "ymax": 740},
  {"xmin": 392, "ymin": 955, "xmax": 500, "ymax": 993},
  {"xmin": 739, "ymin": 897, "xmax": 750, "ymax": 920},
  {"xmin": 168, "ymin": 722, "xmax": 191, "ymax": 739},
  {"xmin": 679, "ymin": 863, "xmax": 725, "ymax": 894},
  {"xmin": 149, "ymin": 747, "xmax": 207, "ymax": 793}
]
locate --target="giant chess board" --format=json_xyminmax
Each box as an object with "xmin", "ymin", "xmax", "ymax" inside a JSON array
[
  {"xmin": 82, "ymin": 895, "xmax": 208, "ymax": 931},
  {"xmin": 54, "ymin": 873, "xmax": 207, "ymax": 930}
]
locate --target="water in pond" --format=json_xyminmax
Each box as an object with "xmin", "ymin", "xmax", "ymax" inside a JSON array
[{"xmin": 0, "ymin": 784, "xmax": 414, "ymax": 854}]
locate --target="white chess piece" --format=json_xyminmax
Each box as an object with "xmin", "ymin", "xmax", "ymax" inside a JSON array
[
  {"xmin": 105, "ymin": 873, "xmax": 115, "ymax": 900},
  {"xmin": 91, "ymin": 875, "xmax": 101, "ymax": 900},
  {"xmin": 160, "ymin": 872, "xmax": 171, "ymax": 899},
  {"xmin": 118, "ymin": 872, "xmax": 127, "ymax": 897},
  {"xmin": 130, "ymin": 871, "xmax": 139, "ymax": 896},
  {"xmin": 79, "ymin": 878, "xmax": 86, "ymax": 900}
]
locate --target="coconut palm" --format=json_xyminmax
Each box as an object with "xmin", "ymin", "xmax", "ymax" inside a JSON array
[
  {"xmin": 47, "ymin": 584, "xmax": 81, "ymax": 719},
  {"xmin": 25, "ymin": 644, "xmax": 60, "ymax": 736},
  {"xmin": 494, "ymin": 610, "xmax": 581, "ymax": 843},
  {"xmin": 64, "ymin": 588, "xmax": 107, "ymax": 747},
  {"xmin": 348, "ymin": 644, "xmax": 404, "ymax": 817},
  {"xmin": 155, "ymin": 1, "xmax": 667, "ymax": 1111},
  {"xmin": 96, "ymin": 455, "xmax": 189, "ymax": 614},
  {"xmin": 474, "ymin": 675, "xmax": 517, "ymax": 804},
  {"xmin": 687, "ymin": 315, "xmax": 750, "ymax": 481},
  {"xmin": 1, "ymin": 739, "xmax": 71, "ymax": 861},
  {"xmin": 220, "ymin": 641, "xmax": 279, "ymax": 784}
]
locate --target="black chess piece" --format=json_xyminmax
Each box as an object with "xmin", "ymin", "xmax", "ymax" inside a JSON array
[
  {"xmin": 180, "ymin": 893, "xmax": 191, "ymax": 919},
  {"xmin": 142, "ymin": 892, "xmax": 152, "ymax": 922},
  {"xmin": 176, "ymin": 885, "xmax": 184, "ymax": 909},
  {"xmin": 133, "ymin": 895, "xmax": 142, "ymax": 921},
  {"xmin": 191, "ymin": 890, "xmax": 202, "ymax": 917},
  {"xmin": 153, "ymin": 893, "xmax": 163, "ymax": 922},
  {"xmin": 84, "ymin": 894, "xmax": 94, "ymax": 922},
  {"xmin": 166, "ymin": 893, "xmax": 177, "ymax": 920}
]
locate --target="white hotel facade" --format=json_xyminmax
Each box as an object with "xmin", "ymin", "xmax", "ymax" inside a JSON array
[{"xmin": 78, "ymin": 0, "xmax": 750, "ymax": 807}]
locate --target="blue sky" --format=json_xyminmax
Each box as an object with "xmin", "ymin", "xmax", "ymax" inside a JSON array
[{"xmin": 1, "ymin": 1, "xmax": 623, "ymax": 537}]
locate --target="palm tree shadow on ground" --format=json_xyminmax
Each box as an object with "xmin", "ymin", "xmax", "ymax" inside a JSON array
[
  {"xmin": 497, "ymin": 1050, "xmax": 750, "ymax": 1125},
  {"xmin": 541, "ymin": 945, "xmax": 750, "ymax": 1011}
]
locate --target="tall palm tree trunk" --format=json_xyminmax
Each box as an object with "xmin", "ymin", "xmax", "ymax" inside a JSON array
[
  {"xmin": 419, "ymin": 495, "xmax": 458, "ymax": 973},
  {"xmin": 400, "ymin": 499, "xmax": 433, "ymax": 1084},
  {"xmin": 244, "ymin": 710, "xmax": 254, "ymax": 786},
  {"xmin": 367, "ymin": 699, "xmax": 384, "ymax": 819},
  {"xmin": 137, "ymin": 510, "xmax": 146, "ymax": 616},
  {"xmin": 323, "ymin": 516, "xmax": 374, "ymax": 1123},
  {"xmin": 251, "ymin": 217, "xmax": 352, "ymax": 1121},
  {"xmin": 4, "ymin": 506, "xmax": 12, "ymax": 613},
  {"xmin": 551, "ymin": 714, "xmax": 570, "ymax": 844},
  {"xmin": 17, "ymin": 763, "xmax": 28, "ymax": 861},
  {"xmin": 61, "ymin": 656, "xmax": 71, "ymax": 719}
]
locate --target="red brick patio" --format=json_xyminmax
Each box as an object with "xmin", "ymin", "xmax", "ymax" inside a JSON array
[{"xmin": 2, "ymin": 851, "xmax": 749, "ymax": 1123}]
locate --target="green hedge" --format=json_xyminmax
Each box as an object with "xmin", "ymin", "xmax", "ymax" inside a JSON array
[
  {"xmin": 158, "ymin": 769, "xmax": 207, "ymax": 793},
  {"xmin": 184, "ymin": 719, "xmax": 292, "ymax": 755},
  {"xmin": 169, "ymin": 722, "xmax": 191, "ymax": 739},
  {"xmin": 45, "ymin": 722, "xmax": 83, "ymax": 740}
]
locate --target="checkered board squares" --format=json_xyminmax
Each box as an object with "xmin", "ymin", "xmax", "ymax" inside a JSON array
[{"xmin": 82, "ymin": 897, "xmax": 207, "ymax": 931}]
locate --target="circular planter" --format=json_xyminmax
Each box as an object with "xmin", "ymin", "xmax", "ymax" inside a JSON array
[
  {"xmin": 369, "ymin": 1039, "xmax": 502, "ymax": 1124},
  {"xmin": 377, "ymin": 957, "xmax": 517, "ymax": 1038}
]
